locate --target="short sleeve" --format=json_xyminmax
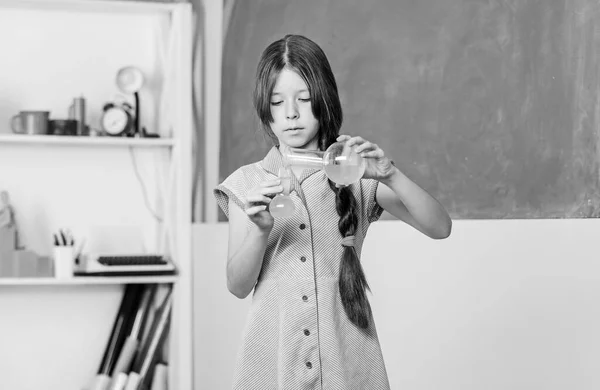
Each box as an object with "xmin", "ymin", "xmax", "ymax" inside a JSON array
[
  {"xmin": 213, "ymin": 168, "xmax": 248, "ymax": 219},
  {"xmin": 360, "ymin": 178, "xmax": 384, "ymax": 224}
]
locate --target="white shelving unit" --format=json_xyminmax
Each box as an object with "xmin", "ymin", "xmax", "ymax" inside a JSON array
[{"xmin": 0, "ymin": 1, "xmax": 194, "ymax": 390}]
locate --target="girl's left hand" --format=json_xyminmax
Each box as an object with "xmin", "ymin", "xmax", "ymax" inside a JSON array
[{"xmin": 337, "ymin": 135, "xmax": 396, "ymax": 181}]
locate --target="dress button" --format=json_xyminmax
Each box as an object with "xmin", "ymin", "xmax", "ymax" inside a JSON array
[
  {"xmin": 306, "ymin": 362, "xmax": 312, "ymax": 369},
  {"xmin": 299, "ymin": 223, "xmax": 306, "ymax": 230},
  {"xmin": 304, "ymin": 329, "xmax": 310, "ymax": 336},
  {"xmin": 300, "ymin": 256, "xmax": 306, "ymax": 262},
  {"xmin": 302, "ymin": 295, "xmax": 308, "ymax": 301}
]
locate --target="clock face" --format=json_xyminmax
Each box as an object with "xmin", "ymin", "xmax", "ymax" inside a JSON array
[{"xmin": 101, "ymin": 106, "xmax": 129, "ymax": 135}]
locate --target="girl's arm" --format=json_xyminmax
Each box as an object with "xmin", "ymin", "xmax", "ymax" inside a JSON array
[
  {"xmin": 340, "ymin": 134, "xmax": 452, "ymax": 239},
  {"xmin": 225, "ymin": 178, "xmax": 282, "ymax": 298},
  {"xmin": 376, "ymin": 168, "xmax": 452, "ymax": 239},
  {"xmin": 226, "ymin": 199, "xmax": 271, "ymax": 298}
]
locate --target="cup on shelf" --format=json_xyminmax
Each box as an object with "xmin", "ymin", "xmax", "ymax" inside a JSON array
[
  {"xmin": 53, "ymin": 246, "xmax": 75, "ymax": 279},
  {"xmin": 10, "ymin": 111, "xmax": 50, "ymax": 135}
]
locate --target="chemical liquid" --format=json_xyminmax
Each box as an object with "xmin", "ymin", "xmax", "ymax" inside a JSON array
[
  {"xmin": 324, "ymin": 163, "xmax": 365, "ymax": 186},
  {"xmin": 269, "ymin": 174, "xmax": 295, "ymax": 218},
  {"xmin": 323, "ymin": 142, "xmax": 365, "ymax": 186},
  {"xmin": 269, "ymin": 195, "xmax": 295, "ymax": 218}
]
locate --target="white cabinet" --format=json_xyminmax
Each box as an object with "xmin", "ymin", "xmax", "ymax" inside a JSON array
[{"xmin": 0, "ymin": 1, "xmax": 194, "ymax": 389}]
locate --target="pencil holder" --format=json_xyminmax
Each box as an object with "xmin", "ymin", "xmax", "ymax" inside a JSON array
[{"xmin": 53, "ymin": 246, "xmax": 75, "ymax": 279}]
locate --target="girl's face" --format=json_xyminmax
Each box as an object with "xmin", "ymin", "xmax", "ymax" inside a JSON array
[{"xmin": 269, "ymin": 68, "xmax": 319, "ymax": 150}]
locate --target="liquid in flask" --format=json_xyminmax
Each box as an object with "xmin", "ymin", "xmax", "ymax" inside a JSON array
[{"xmin": 269, "ymin": 171, "xmax": 295, "ymax": 218}]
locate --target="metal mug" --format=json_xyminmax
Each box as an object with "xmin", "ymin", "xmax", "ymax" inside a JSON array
[{"xmin": 10, "ymin": 111, "xmax": 50, "ymax": 135}]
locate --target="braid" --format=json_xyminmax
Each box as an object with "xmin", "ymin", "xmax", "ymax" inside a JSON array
[{"xmin": 328, "ymin": 180, "xmax": 372, "ymax": 329}]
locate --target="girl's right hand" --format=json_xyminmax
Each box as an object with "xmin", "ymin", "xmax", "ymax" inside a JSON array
[{"xmin": 243, "ymin": 178, "xmax": 283, "ymax": 231}]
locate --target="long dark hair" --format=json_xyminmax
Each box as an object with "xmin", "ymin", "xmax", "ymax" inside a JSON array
[{"xmin": 253, "ymin": 34, "xmax": 372, "ymax": 329}]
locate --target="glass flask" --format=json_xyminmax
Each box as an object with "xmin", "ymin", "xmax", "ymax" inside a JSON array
[
  {"xmin": 269, "ymin": 167, "xmax": 295, "ymax": 218},
  {"xmin": 282, "ymin": 141, "xmax": 366, "ymax": 186}
]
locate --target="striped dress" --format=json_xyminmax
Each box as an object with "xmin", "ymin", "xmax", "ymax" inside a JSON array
[{"xmin": 214, "ymin": 146, "xmax": 390, "ymax": 390}]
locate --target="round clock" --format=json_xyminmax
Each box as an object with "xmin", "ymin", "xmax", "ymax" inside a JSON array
[{"xmin": 100, "ymin": 103, "xmax": 133, "ymax": 136}]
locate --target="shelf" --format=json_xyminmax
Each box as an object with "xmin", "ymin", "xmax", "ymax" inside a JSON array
[
  {"xmin": 0, "ymin": 134, "xmax": 174, "ymax": 148},
  {"xmin": 0, "ymin": 274, "xmax": 178, "ymax": 286},
  {"xmin": 0, "ymin": 0, "xmax": 180, "ymax": 15}
]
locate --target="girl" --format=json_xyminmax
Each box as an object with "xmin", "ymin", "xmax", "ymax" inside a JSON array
[{"xmin": 214, "ymin": 34, "xmax": 451, "ymax": 390}]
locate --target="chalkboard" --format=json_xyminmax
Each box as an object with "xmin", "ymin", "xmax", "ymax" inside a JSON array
[{"xmin": 220, "ymin": 0, "xmax": 600, "ymax": 219}]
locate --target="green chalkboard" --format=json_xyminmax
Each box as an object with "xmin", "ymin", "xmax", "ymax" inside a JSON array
[{"xmin": 220, "ymin": 0, "xmax": 600, "ymax": 219}]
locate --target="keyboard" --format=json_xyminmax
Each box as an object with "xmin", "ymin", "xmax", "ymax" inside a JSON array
[
  {"xmin": 74, "ymin": 253, "xmax": 176, "ymax": 276},
  {"xmin": 98, "ymin": 255, "xmax": 168, "ymax": 266}
]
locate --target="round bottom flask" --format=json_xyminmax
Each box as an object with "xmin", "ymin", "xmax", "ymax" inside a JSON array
[
  {"xmin": 269, "ymin": 168, "xmax": 295, "ymax": 218},
  {"xmin": 269, "ymin": 194, "xmax": 295, "ymax": 218},
  {"xmin": 322, "ymin": 141, "xmax": 366, "ymax": 186},
  {"xmin": 283, "ymin": 141, "xmax": 365, "ymax": 187}
]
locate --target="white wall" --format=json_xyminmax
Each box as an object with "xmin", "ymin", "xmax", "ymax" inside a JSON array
[
  {"xmin": 193, "ymin": 219, "xmax": 600, "ymax": 390},
  {"xmin": 192, "ymin": 223, "xmax": 250, "ymax": 390}
]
